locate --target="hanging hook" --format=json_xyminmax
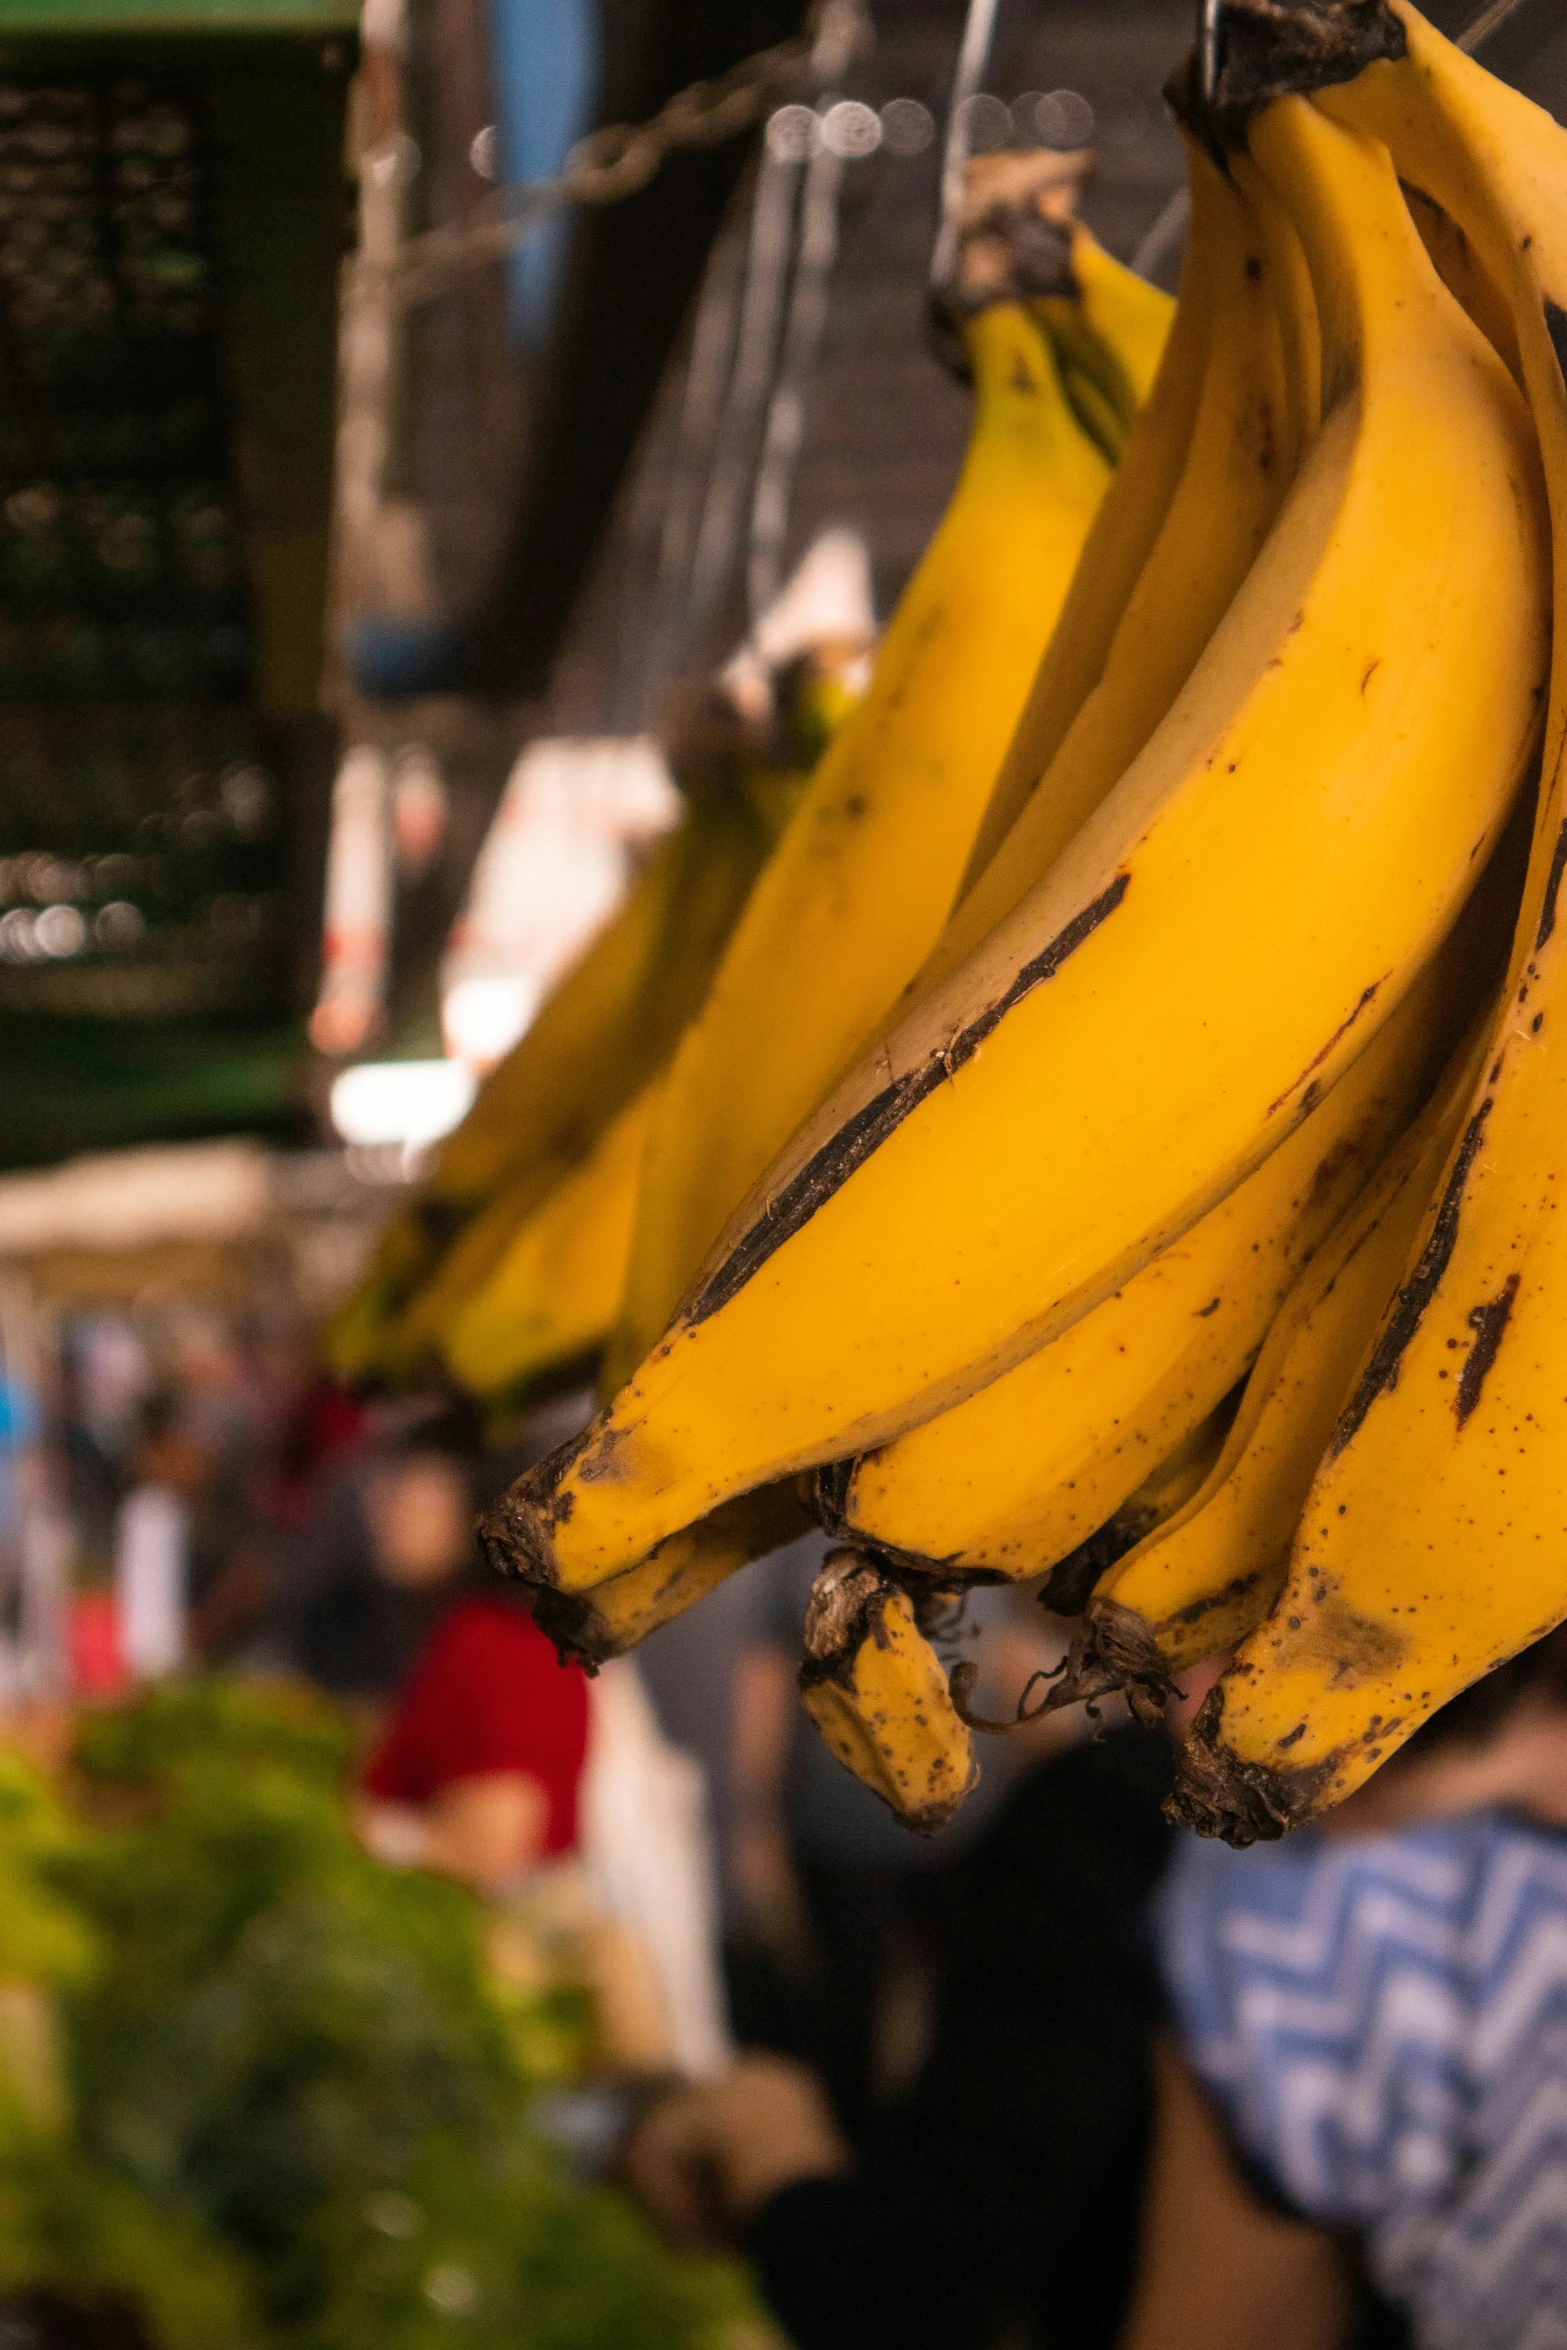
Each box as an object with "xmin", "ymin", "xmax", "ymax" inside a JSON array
[
  {"xmin": 930, "ymin": 0, "xmax": 1002, "ymax": 292},
  {"xmin": 1198, "ymin": 0, "xmax": 1224, "ymax": 103},
  {"xmin": 1457, "ymin": 0, "xmax": 1529, "ymax": 53}
]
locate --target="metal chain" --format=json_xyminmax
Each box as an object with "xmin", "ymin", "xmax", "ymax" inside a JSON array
[
  {"xmin": 376, "ymin": 0, "xmax": 868, "ymax": 307},
  {"xmin": 391, "ymin": 0, "xmax": 1549, "ymax": 310}
]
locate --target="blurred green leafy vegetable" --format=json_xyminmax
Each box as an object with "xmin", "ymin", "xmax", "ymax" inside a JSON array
[{"xmin": 0, "ymin": 1679, "xmax": 748, "ymax": 2350}]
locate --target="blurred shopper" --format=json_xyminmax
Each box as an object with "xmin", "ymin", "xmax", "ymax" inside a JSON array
[
  {"xmin": 626, "ymin": 1713, "xmax": 1172, "ymax": 2350},
  {"xmin": 113, "ymin": 1409, "xmax": 186, "ymax": 1682},
  {"xmin": 1121, "ymin": 1634, "xmax": 1567, "ymax": 2350},
  {"xmin": 722, "ymin": 1531, "xmax": 1018, "ymax": 2137},
  {"xmin": 282, "ymin": 1411, "xmax": 476, "ymax": 1696},
  {"xmin": 280, "ymin": 1392, "xmax": 589, "ymax": 1698},
  {"xmin": 345, "ymin": 1405, "xmax": 728, "ymax": 2077},
  {"xmin": 261, "ymin": 1361, "xmax": 364, "ymax": 1539},
  {"xmin": 357, "ymin": 1572, "xmax": 589, "ymax": 1888},
  {"xmin": 113, "ymin": 1392, "xmax": 274, "ymax": 1681},
  {"xmin": 338, "ymin": 1410, "xmax": 590, "ymax": 1883}
]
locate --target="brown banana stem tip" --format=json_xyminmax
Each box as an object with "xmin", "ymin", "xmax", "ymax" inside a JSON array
[
  {"xmin": 930, "ymin": 157, "xmax": 1081, "ymax": 377},
  {"xmin": 477, "ymin": 1424, "xmax": 597, "ymax": 1590},
  {"xmin": 518, "ymin": 1580, "xmax": 611, "ymax": 1675},
  {"xmin": 894, "ymin": 1784, "xmax": 975, "ymax": 1838},
  {"xmin": 1035, "ymin": 1598, "xmax": 1176, "ymax": 1727},
  {"xmin": 798, "ymin": 1550, "xmax": 890, "ymax": 1693},
  {"xmin": 949, "ymin": 1656, "xmax": 1068, "ymax": 1733},
  {"xmin": 943, "ymin": 208, "xmax": 1076, "ymax": 315},
  {"xmin": 1039, "ymin": 1507, "xmax": 1156, "ymax": 1616},
  {"xmin": 1165, "ymin": 1686, "xmax": 1338, "ymax": 1846},
  {"xmin": 1166, "ymin": 0, "xmax": 1406, "ymax": 157}
]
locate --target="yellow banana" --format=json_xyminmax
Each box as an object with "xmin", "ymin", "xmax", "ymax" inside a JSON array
[
  {"xmin": 440, "ymin": 1079, "xmax": 660, "ymax": 1405},
  {"xmin": 1050, "ymin": 347, "xmax": 1130, "ymax": 472},
  {"xmin": 1405, "ymin": 183, "xmax": 1523, "ymax": 388},
  {"xmin": 323, "ymin": 782, "xmax": 784, "ymax": 1386},
  {"xmin": 1034, "ymin": 227, "xmax": 1173, "ymax": 464},
  {"xmin": 914, "ymin": 132, "xmax": 1310, "ymax": 1007},
  {"xmin": 1071, "ymin": 222, "xmax": 1176, "ymax": 407},
  {"xmin": 1084, "ymin": 1014, "xmax": 1491, "ymax": 1724},
  {"xmin": 1033, "ymin": 1388, "xmax": 1247, "ymax": 1629},
  {"xmin": 953, "ymin": 137, "xmax": 1221, "ymax": 896},
  {"xmin": 604, "ymin": 298, "xmax": 1110, "ymax": 1388},
  {"xmin": 510, "ymin": 1484, "xmax": 811, "ymax": 1670},
  {"xmin": 797, "ymin": 1552, "xmax": 975, "ymax": 1832},
  {"xmin": 820, "ymin": 936, "xmax": 1476, "ymax": 1586},
  {"xmin": 369, "ymin": 1157, "xmax": 569, "ymax": 1391},
  {"xmin": 1231, "ymin": 147, "xmax": 1323, "ymax": 457},
  {"xmin": 483, "ymin": 92, "xmax": 1546, "ymax": 1603},
  {"xmin": 1171, "ymin": 8, "xmax": 1567, "ymax": 1841}
]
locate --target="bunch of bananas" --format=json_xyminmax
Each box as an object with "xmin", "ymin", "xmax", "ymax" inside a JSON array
[
  {"xmin": 324, "ymin": 147, "xmax": 1155, "ymax": 1431},
  {"xmin": 318, "ymin": 709, "xmax": 809, "ymax": 1408},
  {"xmin": 472, "ymin": 0, "xmax": 1567, "ymax": 1848}
]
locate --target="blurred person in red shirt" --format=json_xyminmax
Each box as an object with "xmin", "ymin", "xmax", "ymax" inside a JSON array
[{"xmin": 350, "ymin": 1409, "xmax": 590, "ymax": 1890}]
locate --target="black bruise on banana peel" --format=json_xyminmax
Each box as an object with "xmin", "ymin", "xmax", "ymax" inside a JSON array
[
  {"xmin": 1455, "ymin": 1273, "xmax": 1520, "ymax": 1429},
  {"xmin": 1328, "ymin": 1099, "xmax": 1493, "ymax": 1455},
  {"xmin": 1536, "ymin": 818, "xmax": 1567, "ymax": 953},
  {"xmin": 1529, "ymin": 304, "xmax": 1567, "ymax": 953},
  {"xmin": 688, "ymin": 874, "xmax": 1131, "ymax": 1327},
  {"xmin": 1545, "ymin": 299, "xmax": 1567, "ymax": 412},
  {"xmin": 1266, "ymin": 981, "xmax": 1380, "ymax": 1118},
  {"xmin": 1166, "ymin": 1686, "xmax": 1342, "ymax": 1846},
  {"xmin": 1163, "ymin": 1566, "xmax": 1265, "ymax": 1633},
  {"xmin": 1313, "ymin": 790, "xmax": 1551, "ymax": 1459},
  {"xmin": 1164, "ymin": 0, "xmax": 1405, "ymax": 164}
]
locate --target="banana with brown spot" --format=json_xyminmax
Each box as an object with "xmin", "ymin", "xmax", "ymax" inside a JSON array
[
  {"xmin": 797, "ymin": 1552, "xmax": 975, "ymax": 1833},
  {"xmin": 485, "ymin": 95, "xmax": 1546, "ymax": 1599}
]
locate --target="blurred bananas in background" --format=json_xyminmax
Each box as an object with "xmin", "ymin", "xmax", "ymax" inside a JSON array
[{"xmin": 321, "ymin": 658, "xmax": 837, "ymax": 1399}]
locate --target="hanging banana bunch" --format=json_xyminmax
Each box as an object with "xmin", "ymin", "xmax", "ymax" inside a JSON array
[
  {"xmin": 487, "ymin": 37, "xmax": 1543, "ymax": 1581},
  {"xmin": 461, "ymin": 1, "xmax": 1567, "ymax": 1852},
  {"xmin": 481, "ymin": 149, "xmax": 1172, "ymax": 1694},
  {"xmin": 603, "ymin": 169, "xmax": 1131, "ymax": 1394}
]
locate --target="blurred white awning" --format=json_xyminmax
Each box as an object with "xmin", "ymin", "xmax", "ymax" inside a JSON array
[{"xmin": 0, "ymin": 1141, "xmax": 274, "ymax": 1260}]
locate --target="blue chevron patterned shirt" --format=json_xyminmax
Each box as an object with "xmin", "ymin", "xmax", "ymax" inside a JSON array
[{"xmin": 1160, "ymin": 1814, "xmax": 1567, "ymax": 2350}]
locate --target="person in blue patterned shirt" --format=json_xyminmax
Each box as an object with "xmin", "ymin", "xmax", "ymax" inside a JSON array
[{"xmin": 1126, "ymin": 1630, "xmax": 1567, "ymax": 2350}]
